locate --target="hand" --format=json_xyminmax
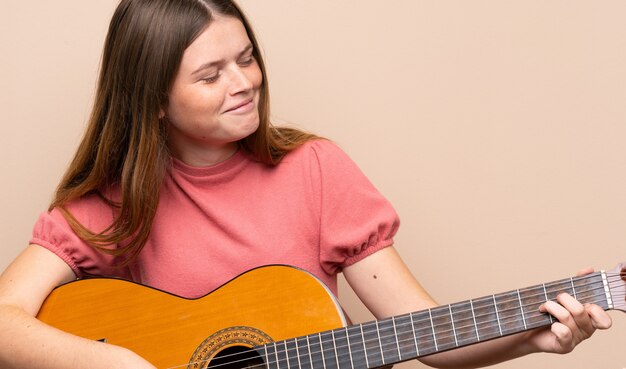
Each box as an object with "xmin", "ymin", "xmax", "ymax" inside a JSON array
[{"xmin": 525, "ymin": 268, "xmax": 613, "ymax": 354}]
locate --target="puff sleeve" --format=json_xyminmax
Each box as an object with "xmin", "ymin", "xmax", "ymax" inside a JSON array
[
  {"xmin": 29, "ymin": 195, "xmax": 130, "ymax": 279},
  {"xmin": 310, "ymin": 141, "xmax": 400, "ymax": 274}
]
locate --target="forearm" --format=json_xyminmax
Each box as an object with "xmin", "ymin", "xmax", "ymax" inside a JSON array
[
  {"xmin": 0, "ymin": 304, "xmax": 156, "ymax": 369},
  {"xmin": 343, "ymin": 249, "xmax": 613, "ymax": 368}
]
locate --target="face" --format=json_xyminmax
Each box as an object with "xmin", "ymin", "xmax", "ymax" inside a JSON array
[{"xmin": 164, "ymin": 16, "xmax": 263, "ymax": 166}]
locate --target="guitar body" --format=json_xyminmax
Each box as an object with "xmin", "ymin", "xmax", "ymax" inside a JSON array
[
  {"xmin": 37, "ymin": 265, "xmax": 346, "ymax": 369},
  {"xmin": 37, "ymin": 263, "xmax": 625, "ymax": 369}
]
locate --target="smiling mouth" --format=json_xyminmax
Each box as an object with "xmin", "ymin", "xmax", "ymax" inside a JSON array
[{"xmin": 224, "ymin": 99, "xmax": 254, "ymax": 114}]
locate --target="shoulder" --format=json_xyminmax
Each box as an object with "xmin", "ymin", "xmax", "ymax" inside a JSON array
[
  {"xmin": 273, "ymin": 139, "xmax": 361, "ymax": 180},
  {"xmin": 298, "ymin": 138, "xmax": 344, "ymax": 153},
  {"xmin": 56, "ymin": 191, "xmax": 117, "ymax": 233},
  {"xmin": 284, "ymin": 138, "xmax": 353, "ymax": 165},
  {"xmin": 279, "ymin": 138, "xmax": 377, "ymax": 192}
]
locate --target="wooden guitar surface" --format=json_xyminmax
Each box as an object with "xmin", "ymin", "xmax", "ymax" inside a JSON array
[
  {"xmin": 37, "ymin": 265, "xmax": 345, "ymax": 369},
  {"xmin": 37, "ymin": 263, "xmax": 625, "ymax": 369}
]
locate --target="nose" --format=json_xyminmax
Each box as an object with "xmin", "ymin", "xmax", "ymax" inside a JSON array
[{"xmin": 227, "ymin": 66, "xmax": 253, "ymax": 96}]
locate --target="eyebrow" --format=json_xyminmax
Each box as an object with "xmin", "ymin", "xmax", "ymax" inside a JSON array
[{"xmin": 191, "ymin": 44, "xmax": 254, "ymax": 76}]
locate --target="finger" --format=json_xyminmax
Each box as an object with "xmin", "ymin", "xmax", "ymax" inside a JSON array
[
  {"xmin": 550, "ymin": 321, "xmax": 573, "ymax": 345},
  {"xmin": 539, "ymin": 301, "xmax": 578, "ymax": 353},
  {"xmin": 575, "ymin": 267, "xmax": 594, "ymax": 277},
  {"xmin": 539, "ymin": 299, "xmax": 569, "ymax": 324},
  {"xmin": 555, "ymin": 293, "xmax": 595, "ymax": 337},
  {"xmin": 586, "ymin": 303, "xmax": 613, "ymax": 329},
  {"xmin": 540, "ymin": 295, "xmax": 591, "ymax": 343}
]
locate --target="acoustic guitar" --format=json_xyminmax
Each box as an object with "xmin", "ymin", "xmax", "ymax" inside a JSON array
[{"xmin": 37, "ymin": 264, "xmax": 625, "ymax": 369}]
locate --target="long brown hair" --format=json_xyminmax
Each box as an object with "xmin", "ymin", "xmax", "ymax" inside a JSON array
[{"xmin": 51, "ymin": 0, "xmax": 318, "ymax": 262}]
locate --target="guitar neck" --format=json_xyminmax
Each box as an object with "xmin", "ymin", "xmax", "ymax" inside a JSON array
[{"xmin": 259, "ymin": 271, "xmax": 614, "ymax": 369}]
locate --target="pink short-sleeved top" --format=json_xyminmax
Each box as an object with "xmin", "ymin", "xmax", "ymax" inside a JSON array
[{"xmin": 30, "ymin": 140, "xmax": 399, "ymax": 298}]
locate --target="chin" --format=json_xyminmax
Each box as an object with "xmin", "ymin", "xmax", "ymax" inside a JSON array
[{"xmin": 240, "ymin": 116, "xmax": 260, "ymax": 136}]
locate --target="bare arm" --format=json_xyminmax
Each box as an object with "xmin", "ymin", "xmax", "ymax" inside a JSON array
[
  {"xmin": 0, "ymin": 244, "xmax": 156, "ymax": 369},
  {"xmin": 342, "ymin": 246, "xmax": 612, "ymax": 369}
]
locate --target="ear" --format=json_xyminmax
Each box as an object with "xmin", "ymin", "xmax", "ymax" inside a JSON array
[{"xmin": 159, "ymin": 108, "xmax": 166, "ymax": 119}]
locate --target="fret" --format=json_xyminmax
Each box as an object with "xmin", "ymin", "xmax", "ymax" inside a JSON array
[
  {"xmin": 428, "ymin": 309, "xmax": 438, "ymax": 353},
  {"xmin": 377, "ymin": 318, "xmax": 401, "ymax": 364},
  {"xmin": 346, "ymin": 325, "xmax": 367, "ymax": 368},
  {"xmin": 469, "ymin": 299, "xmax": 480, "ymax": 341},
  {"xmin": 409, "ymin": 313, "xmax": 420, "ymax": 356},
  {"xmin": 546, "ymin": 279, "xmax": 578, "ymax": 321},
  {"xmin": 516, "ymin": 289, "xmax": 527, "ymax": 330},
  {"xmin": 394, "ymin": 313, "xmax": 418, "ymax": 359},
  {"xmin": 449, "ymin": 301, "xmax": 479, "ymax": 346},
  {"xmin": 343, "ymin": 327, "xmax": 355, "ymax": 369},
  {"xmin": 331, "ymin": 328, "xmax": 350, "ymax": 369},
  {"xmin": 472, "ymin": 296, "xmax": 501, "ymax": 341},
  {"xmin": 306, "ymin": 336, "xmax": 314, "ymax": 369},
  {"xmin": 570, "ymin": 277, "xmax": 578, "ymax": 300},
  {"xmin": 375, "ymin": 321, "xmax": 385, "ymax": 365},
  {"xmin": 493, "ymin": 291, "xmax": 525, "ymax": 335},
  {"xmin": 542, "ymin": 283, "xmax": 555, "ymax": 323},
  {"xmin": 330, "ymin": 331, "xmax": 339, "ymax": 369},
  {"xmin": 492, "ymin": 295, "xmax": 503, "ymax": 336},
  {"xmin": 263, "ymin": 344, "xmax": 277, "ymax": 369},
  {"xmin": 296, "ymin": 336, "xmax": 312, "ymax": 369},
  {"xmin": 546, "ymin": 279, "xmax": 574, "ymax": 300},
  {"xmin": 274, "ymin": 342, "xmax": 287, "ymax": 368},
  {"xmin": 308, "ymin": 333, "xmax": 324, "ymax": 369},
  {"xmin": 320, "ymin": 331, "xmax": 338, "ymax": 369},
  {"xmin": 447, "ymin": 305, "xmax": 459, "ymax": 347},
  {"xmin": 284, "ymin": 340, "xmax": 293, "ymax": 369},
  {"xmin": 573, "ymin": 273, "xmax": 610, "ymax": 309},
  {"xmin": 392, "ymin": 317, "xmax": 402, "ymax": 360},
  {"xmin": 294, "ymin": 337, "xmax": 302, "ymax": 369},
  {"xmin": 361, "ymin": 321, "xmax": 384, "ymax": 367},
  {"xmin": 359, "ymin": 324, "xmax": 370, "ymax": 368},
  {"xmin": 412, "ymin": 310, "xmax": 437, "ymax": 355},
  {"xmin": 430, "ymin": 306, "xmax": 457, "ymax": 351},
  {"xmin": 520, "ymin": 285, "xmax": 553, "ymax": 329}
]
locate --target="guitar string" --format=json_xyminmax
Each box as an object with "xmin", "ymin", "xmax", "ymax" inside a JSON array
[
  {"xmin": 164, "ymin": 273, "xmax": 624, "ymax": 369},
  {"xmin": 172, "ymin": 290, "xmax": 626, "ymax": 369},
  {"xmin": 171, "ymin": 290, "xmax": 626, "ymax": 369},
  {"xmin": 167, "ymin": 291, "xmax": 625, "ymax": 369},
  {"xmin": 167, "ymin": 281, "xmax": 625, "ymax": 369},
  {"xmin": 165, "ymin": 274, "xmax": 624, "ymax": 369}
]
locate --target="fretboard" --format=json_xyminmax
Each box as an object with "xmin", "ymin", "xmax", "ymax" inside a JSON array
[{"xmin": 258, "ymin": 271, "xmax": 612, "ymax": 369}]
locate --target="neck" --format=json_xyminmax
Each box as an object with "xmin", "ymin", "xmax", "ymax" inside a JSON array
[{"xmin": 168, "ymin": 141, "xmax": 238, "ymax": 167}]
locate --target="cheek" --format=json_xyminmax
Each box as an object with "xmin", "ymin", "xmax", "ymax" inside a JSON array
[
  {"xmin": 168, "ymin": 88, "xmax": 223, "ymax": 121},
  {"xmin": 249, "ymin": 65, "xmax": 264, "ymax": 90}
]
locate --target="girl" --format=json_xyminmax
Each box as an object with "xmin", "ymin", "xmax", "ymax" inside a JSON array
[{"xmin": 0, "ymin": 1, "xmax": 612, "ymax": 368}]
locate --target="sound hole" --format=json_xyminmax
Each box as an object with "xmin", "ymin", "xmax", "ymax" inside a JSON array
[{"xmin": 207, "ymin": 346, "xmax": 264, "ymax": 369}]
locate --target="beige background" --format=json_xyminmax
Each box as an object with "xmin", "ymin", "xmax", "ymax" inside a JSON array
[{"xmin": 2, "ymin": 1, "xmax": 625, "ymax": 368}]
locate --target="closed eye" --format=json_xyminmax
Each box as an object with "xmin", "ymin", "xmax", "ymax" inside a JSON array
[
  {"xmin": 200, "ymin": 73, "xmax": 220, "ymax": 84},
  {"xmin": 238, "ymin": 56, "xmax": 255, "ymax": 67}
]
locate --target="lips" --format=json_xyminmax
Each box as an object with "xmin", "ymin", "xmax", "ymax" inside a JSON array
[{"xmin": 223, "ymin": 98, "xmax": 254, "ymax": 114}]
